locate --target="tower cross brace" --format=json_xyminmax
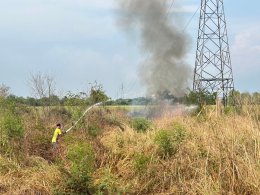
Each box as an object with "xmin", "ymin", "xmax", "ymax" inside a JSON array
[{"xmin": 193, "ymin": 0, "xmax": 234, "ymax": 106}]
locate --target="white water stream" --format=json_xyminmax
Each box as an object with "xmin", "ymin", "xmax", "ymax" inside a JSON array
[{"xmin": 65, "ymin": 102, "xmax": 103, "ymax": 133}]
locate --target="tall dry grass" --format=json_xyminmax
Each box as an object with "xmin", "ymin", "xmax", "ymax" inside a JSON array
[
  {"xmin": 1, "ymin": 102, "xmax": 260, "ymax": 194},
  {"xmin": 0, "ymin": 156, "xmax": 62, "ymax": 195},
  {"xmin": 92, "ymin": 105, "xmax": 260, "ymax": 194}
]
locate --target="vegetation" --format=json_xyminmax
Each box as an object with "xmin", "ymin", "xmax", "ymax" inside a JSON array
[
  {"xmin": 62, "ymin": 142, "xmax": 95, "ymax": 194},
  {"xmin": 2, "ymin": 84, "xmax": 260, "ymax": 194},
  {"xmin": 185, "ymin": 90, "xmax": 217, "ymax": 105},
  {"xmin": 131, "ymin": 117, "xmax": 152, "ymax": 133},
  {"xmin": 154, "ymin": 124, "xmax": 186, "ymax": 157}
]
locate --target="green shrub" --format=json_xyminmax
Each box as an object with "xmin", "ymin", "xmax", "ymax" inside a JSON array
[
  {"xmin": 50, "ymin": 107, "xmax": 72, "ymax": 119},
  {"xmin": 103, "ymin": 115, "xmax": 125, "ymax": 131},
  {"xmin": 67, "ymin": 142, "xmax": 95, "ymax": 171},
  {"xmin": 172, "ymin": 123, "xmax": 186, "ymax": 143},
  {"xmin": 133, "ymin": 153, "xmax": 151, "ymax": 174},
  {"xmin": 0, "ymin": 112, "xmax": 24, "ymax": 159},
  {"xmin": 131, "ymin": 117, "xmax": 151, "ymax": 133},
  {"xmin": 155, "ymin": 125, "xmax": 186, "ymax": 157},
  {"xmin": 155, "ymin": 130, "xmax": 175, "ymax": 157},
  {"xmin": 0, "ymin": 98, "xmax": 24, "ymax": 157},
  {"xmin": 0, "ymin": 98, "xmax": 24, "ymax": 140},
  {"xmin": 95, "ymin": 168, "xmax": 129, "ymax": 195},
  {"xmin": 88, "ymin": 124, "xmax": 101, "ymax": 138},
  {"xmin": 64, "ymin": 142, "xmax": 95, "ymax": 194},
  {"xmin": 2, "ymin": 113, "xmax": 24, "ymax": 139}
]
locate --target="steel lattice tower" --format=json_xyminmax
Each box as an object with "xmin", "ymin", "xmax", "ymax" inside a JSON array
[{"xmin": 193, "ymin": 0, "xmax": 234, "ymax": 106}]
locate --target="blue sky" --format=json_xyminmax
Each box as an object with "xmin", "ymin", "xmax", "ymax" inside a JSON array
[{"xmin": 0, "ymin": 0, "xmax": 259, "ymax": 98}]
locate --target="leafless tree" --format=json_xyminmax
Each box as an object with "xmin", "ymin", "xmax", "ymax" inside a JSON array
[
  {"xmin": 29, "ymin": 72, "xmax": 56, "ymax": 99},
  {"xmin": 29, "ymin": 72, "xmax": 57, "ymax": 119},
  {"xmin": 0, "ymin": 84, "xmax": 10, "ymax": 97},
  {"xmin": 46, "ymin": 74, "xmax": 56, "ymax": 99}
]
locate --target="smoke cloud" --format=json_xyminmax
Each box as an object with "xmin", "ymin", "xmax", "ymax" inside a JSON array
[{"xmin": 117, "ymin": 0, "xmax": 191, "ymax": 98}]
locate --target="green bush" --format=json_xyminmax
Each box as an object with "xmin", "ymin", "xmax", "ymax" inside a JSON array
[
  {"xmin": 0, "ymin": 98, "xmax": 24, "ymax": 157},
  {"xmin": 88, "ymin": 124, "xmax": 101, "ymax": 138},
  {"xmin": 155, "ymin": 125, "xmax": 186, "ymax": 157},
  {"xmin": 95, "ymin": 168, "xmax": 129, "ymax": 195},
  {"xmin": 2, "ymin": 113, "xmax": 24, "ymax": 139},
  {"xmin": 131, "ymin": 117, "xmax": 151, "ymax": 133},
  {"xmin": 172, "ymin": 123, "xmax": 186, "ymax": 143},
  {"xmin": 64, "ymin": 142, "xmax": 95, "ymax": 194},
  {"xmin": 155, "ymin": 130, "xmax": 174, "ymax": 157},
  {"xmin": 185, "ymin": 91, "xmax": 217, "ymax": 106},
  {"xmin": 133, "ymin": 153, "xmax": 151, "ymax": 174},
  {"xmin": 50, "ymin": 107, "xmax": 72, "ymax": 119}
]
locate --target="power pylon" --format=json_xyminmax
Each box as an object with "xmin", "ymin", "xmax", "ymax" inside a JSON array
[{"xmin": 193, "ymin": 0, "xmax": 234, "ymax": 106}]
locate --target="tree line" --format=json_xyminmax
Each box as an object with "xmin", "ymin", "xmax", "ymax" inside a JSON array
[{"xmin": 1, "ymin": 72, "xmax": 260, "ymax": 107}]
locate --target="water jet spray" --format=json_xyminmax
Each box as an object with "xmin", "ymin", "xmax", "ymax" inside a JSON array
[{"xmin": 65, "ymin": 100, "xmax": 111, "ymax": 133}]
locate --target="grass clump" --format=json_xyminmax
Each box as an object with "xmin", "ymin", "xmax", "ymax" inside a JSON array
[
  {"xmin": 133, "ymin": 153, "xmax": 151, "ymax": 174},
  {"xmin": 105, "ymin": 115, "xmax": 125, "ymax": 131},
  {"xmin": 88, "ymin": 124, "xmax": 102, "ymax": 138},
  {"xmin": 94, "ymin": 167, "xmax": 129, "ymax": 195},
  {"xmin": 131, "ymin": 117, "xmax": 151, "ymax": 133},
  {"xmin": 155, "ymin": 124, "xmax": 186, "ymax": 157}
]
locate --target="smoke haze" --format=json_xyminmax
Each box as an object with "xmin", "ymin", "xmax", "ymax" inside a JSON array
[{"xmin": 117, "ymin": 0, "xmax": 191, "ymax": 98}]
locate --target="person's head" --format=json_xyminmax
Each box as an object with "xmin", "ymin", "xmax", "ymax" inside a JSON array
[{"xmin": 56, "ymin": 123, "xmax": 61, "ymax": 128}]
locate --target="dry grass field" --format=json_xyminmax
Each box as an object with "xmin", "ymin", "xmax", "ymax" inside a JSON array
[{"xmin": 1, "ymin": 103, "xmax": 260, "ymax": 194}]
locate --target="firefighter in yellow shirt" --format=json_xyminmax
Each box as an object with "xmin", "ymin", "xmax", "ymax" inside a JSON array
[{"xmin": 52, "ymin": 123, "xmax": 65, "ymax": 149}]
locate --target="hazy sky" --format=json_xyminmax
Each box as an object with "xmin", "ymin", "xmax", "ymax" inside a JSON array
[{"xmin": 0, "ymin": 0, "xmax": 259, "ymax": 98}]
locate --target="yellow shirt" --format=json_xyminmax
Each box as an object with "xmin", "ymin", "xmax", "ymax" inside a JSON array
[{"xmin": 52, "ymin": 128, "xmax": 62, "ymax": 143}]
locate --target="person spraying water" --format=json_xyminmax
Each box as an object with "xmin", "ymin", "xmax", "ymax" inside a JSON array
[
  {"xmin": 51, "ymin": 100, "xmax": 111, "ymax": 151},
  {"xmin": 51, "ymin": 123, "xmax": 65, "ymax": 149},
  {"xmin": 50, "ymin": 101, "xmax": 106, "ymax": 158},
  {"xmin": 51, "ymin": 123, "xmax": 66, "ymax": 159}
]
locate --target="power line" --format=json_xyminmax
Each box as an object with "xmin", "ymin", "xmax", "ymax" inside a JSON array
[
  {"xmin": 165, "ymin": 0, "xmax": 200, "ymax": 32},
  {"xmin": 182, "ymin": 5, "xmax": 200, "ymax": 32},
  {"xmin": 164, "ymin": 0, "xmax": 176, "ymax": 20},
  {"xmin": 167, "ymin": 0, "xmax": 176, "ymax": 15}
]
